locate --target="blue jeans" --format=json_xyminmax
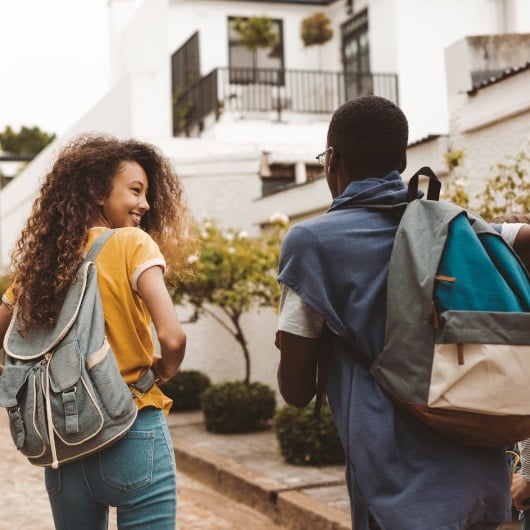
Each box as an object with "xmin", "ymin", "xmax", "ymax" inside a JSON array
[{"xmin": 44, "ymin": 407, "xmax": 177, "ymax": 530}]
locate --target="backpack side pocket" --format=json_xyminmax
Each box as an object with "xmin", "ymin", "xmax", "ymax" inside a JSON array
[{"xmin": 0, "ymin": 363, "xmax": 48, "ymax": 458}]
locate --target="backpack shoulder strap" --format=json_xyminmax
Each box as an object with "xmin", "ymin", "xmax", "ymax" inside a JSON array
[
  {"xmin": 85, "ymin": 229, "xmax": 117, "ymax": 262},
  {"xmin": 407, "ymin": 166, "xmax": 441, "ymax": 202}
]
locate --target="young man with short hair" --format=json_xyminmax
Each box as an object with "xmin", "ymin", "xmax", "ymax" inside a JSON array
[{"xmin": 276, "ymin": 96, "xmax": 513, "ymax": 530}]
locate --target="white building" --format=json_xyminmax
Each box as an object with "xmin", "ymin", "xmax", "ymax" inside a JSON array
[{"xmin": 2, "ymin": 0, "xmax": 530, "ymax": 389}]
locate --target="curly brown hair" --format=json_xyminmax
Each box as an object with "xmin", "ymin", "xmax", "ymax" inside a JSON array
[{"xmin": 11, "ymin": 133, "xmax": 192, "ymax": 331}]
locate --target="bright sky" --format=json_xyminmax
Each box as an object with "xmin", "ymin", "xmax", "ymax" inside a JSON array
[{"xmin": 0, "ymin": 0, "xmax": 110, "ymax": 137}]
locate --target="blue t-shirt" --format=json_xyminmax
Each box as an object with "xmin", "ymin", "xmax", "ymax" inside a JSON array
[{"xmin": 278, "ymin": 172, "xmax": 511, "ymax": 530}]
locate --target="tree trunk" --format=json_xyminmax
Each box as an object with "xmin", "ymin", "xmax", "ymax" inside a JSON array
[
  {"xmin": 252, "ymin": 50, "xmax": 258, "ymax": 83},
  {"xmin": 233, "ymin": 314, "xmax": 251, "ymax": 384}
]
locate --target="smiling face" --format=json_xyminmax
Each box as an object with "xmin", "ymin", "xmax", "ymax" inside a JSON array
[{"xmin": 97, "ymin": 161, "xmax": 150, "ymax": 229}]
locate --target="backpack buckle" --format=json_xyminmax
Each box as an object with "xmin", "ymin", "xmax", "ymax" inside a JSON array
[{"xmin": 129, "ymin": 368, "xmax": 156, "ymax": 399}]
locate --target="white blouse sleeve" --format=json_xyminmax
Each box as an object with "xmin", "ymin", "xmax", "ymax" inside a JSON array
[{"xmin": 501, "ymin": 223, "xmax": 525, "ymax": 247}]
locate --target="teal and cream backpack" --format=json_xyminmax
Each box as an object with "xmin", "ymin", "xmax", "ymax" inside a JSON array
[{"xmin": 341, "ymin": 168, "xmax": 530, "ymax": 447}]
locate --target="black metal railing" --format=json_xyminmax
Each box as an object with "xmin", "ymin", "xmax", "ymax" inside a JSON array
[{"xmin": 172, "ymin": 67, "xmax": 398, "ymax": 136}]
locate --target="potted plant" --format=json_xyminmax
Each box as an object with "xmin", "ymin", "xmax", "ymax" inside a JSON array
[{"xmin": 300, "ymin": 12, "xmax": 333, "ymax": 71}]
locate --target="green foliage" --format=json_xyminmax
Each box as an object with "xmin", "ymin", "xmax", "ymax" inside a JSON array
[
  {"xmin": 232, "ymin": 16, "xmax": 278, "ymax": 71},
  {"xmin": 475, "ymin": 151, "xmax": 530, "ymax": 221},
  {"xmin": 0, "ymin": 125, "xmax": 55, "ymax": 155},
  {"xmin": 185, "ymin": 221, "xmax": 283, "ymax": 312},
  {"xmin": 443, "ymin": 149, "xmax": 465, "ymax": 170},
  {"xmin": 172, "ymin": 88, "xmax": 195, "ymax": 135},
  {"xmin": 274, "ymin": 402, "xmax": 344, "ymax": 466},
  {"xmin": 233, "ymin": 16, "xmax": 278, "ymax": 52},
  {"xmin": 441, "ymin": 149, "xmax": 530, "ymax": 221},
  {"xmin": 440, "ymin": 149, "xmax": 470, "ymax": 209},
  {"xmin": 160, "ymin": 369, "xmax": 211, "ymax": 412},
  {"xmin": 170, "ymin": 217, "xmax": 287, "ymax": 384},
  {"xmin": 201, "ymin": 381, "xmax": 276, "ymax": 433},
  {"xmin": 300, "ymin": 12, "xmax": 333, "ymax": 47}
]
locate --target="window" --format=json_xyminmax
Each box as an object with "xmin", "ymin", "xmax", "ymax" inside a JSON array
[
  {"xmin": 341, "ymin": 9, "xmax": 372, "ymax": 99},
  {"xmin": 228, "ymin": 16, "xmax": 284, "ymax": 85}
]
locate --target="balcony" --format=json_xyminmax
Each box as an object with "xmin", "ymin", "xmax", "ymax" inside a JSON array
[{"xmin": 172, "ymin": 67, "xmax": 399, "ymax": 136}]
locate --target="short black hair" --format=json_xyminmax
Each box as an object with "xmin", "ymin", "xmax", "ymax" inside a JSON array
[{"xmin": 327, "ymin": 96, "xmax": 408, "ymax": 179}]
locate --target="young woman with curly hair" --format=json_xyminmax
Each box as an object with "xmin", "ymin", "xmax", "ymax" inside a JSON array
[{"xmin": 0, "ymin": 133, "xmax": 190, "ymax": 529}]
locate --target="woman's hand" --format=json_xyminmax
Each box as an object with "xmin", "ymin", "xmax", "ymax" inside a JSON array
[{"xmin": 152, "ymin": 356, "xmax": 174, "ymax": 385}]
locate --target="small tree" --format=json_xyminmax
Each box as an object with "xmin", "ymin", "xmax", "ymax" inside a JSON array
[
  {"xmin": 171, "ymin": 214, "xmax": 288, "ymax": 384},
  {"xmin": 232, "ymin": 16, "xmax": 278, "ymax": 73}
]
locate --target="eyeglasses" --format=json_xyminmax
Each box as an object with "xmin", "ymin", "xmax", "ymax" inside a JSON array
[{"xmin": 315, "ymin": 147, "xmax": 331, "ymax": 166}]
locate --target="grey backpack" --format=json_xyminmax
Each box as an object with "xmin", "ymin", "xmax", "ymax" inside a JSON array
[{"xmin": 0, "ymin": 229, "xmax": 154, "ymax": 468}]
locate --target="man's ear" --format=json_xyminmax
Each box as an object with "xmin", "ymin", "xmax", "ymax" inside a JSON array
[
  {"xmin": 325, "ymin": 148, "xmax": 339, "ymax": 198},
  {"xmin": 328, "ymin": 147, "xmax": 340, "ymax": 172}
]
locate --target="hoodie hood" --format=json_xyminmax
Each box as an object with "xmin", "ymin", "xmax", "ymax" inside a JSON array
[{"xmin": 328, "ymin": 171, "xmax": 418, "ymax": 212}]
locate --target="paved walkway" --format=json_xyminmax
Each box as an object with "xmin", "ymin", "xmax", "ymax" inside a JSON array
[
  {"xmin": 0, "ymin": 408, "xmax": 522, "ymax": 529},
  {"xmin": 167, "ymin": 411, "xmax": 350, "ymax": 529},
  {"xmin": 0, "ymin": 411, "xmax": 286, "ymax": 530}
]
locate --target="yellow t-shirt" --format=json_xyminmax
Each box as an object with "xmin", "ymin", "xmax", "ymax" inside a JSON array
[{"xmin": 4, "ymin": 227, "xmax": 173, "ymax": 414}]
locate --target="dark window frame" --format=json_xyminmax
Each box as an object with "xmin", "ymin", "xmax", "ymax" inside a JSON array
[
  {"xmin": 341, "ymin": 9, "xmax": 372, "ymax": 99},
  {"xmin": 228, "ymin": 16, "xmax": 285, "ymax": 85}
]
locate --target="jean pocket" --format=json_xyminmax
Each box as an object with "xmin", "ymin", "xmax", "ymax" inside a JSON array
[
  {"xmin": 44, "ymin": 467, "xmax": 62, "ymax": 497},
  {"xmin": 98, "ymin": 430, "xmax": 155, "ymax": 492}
]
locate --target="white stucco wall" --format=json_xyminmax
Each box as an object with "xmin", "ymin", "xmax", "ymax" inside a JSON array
[
  {"xmin": 177, "ymin": 306, "xmax": 280, "ymax": 392},
  {"xmin": 359, "ymin": 0, "xmax": 530, "ymax": 142},
  {"xmin": 168, "ymin": 0, "xmax": 343, "ymax": 76}
]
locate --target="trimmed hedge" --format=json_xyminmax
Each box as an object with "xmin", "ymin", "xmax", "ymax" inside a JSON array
[
  {"xmin": 200, "ymin": 381, "xmax": 276, "ymax": 433},
  {"xmin": 160, "ymin": 370, "xmax": 211, "ymax": 412},
  {"xmin": 274, "ymin": 402, "xmax": 344, "ymax": 466}
]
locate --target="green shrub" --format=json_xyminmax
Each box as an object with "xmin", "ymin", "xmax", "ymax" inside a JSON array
[
  {"xmin": 274, "ymin": 403, "xmax": 344, "ymax": 466},
  {"xmin": 200, "ymin": 381, "xmax": 276, "ymax": 433},
  {"xmin": 160, "ymin": 370, "xmax": 211, "ymax": 412}
]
